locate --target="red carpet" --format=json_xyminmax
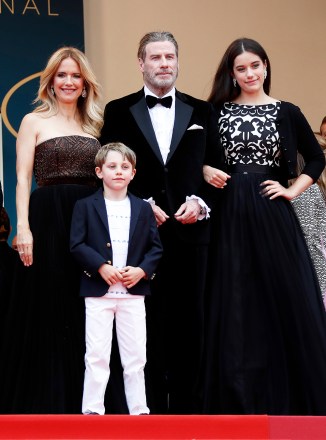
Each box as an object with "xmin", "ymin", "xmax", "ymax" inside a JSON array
[
  {"xmin": 269, "ymin": 416, "xmax": 326, "ymax": 439},
  {"xmin": 0, "ymin": 415, "xmax": 268, "ymax": 439},
  {"xmin": 0, "ymin": 414, "xmax": 325, "ymax": 439}
]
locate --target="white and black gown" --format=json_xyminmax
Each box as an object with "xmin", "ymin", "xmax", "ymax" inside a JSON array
[{"xmin": 203, "ymin": 102, "xmax": 326, "ymax": 415}]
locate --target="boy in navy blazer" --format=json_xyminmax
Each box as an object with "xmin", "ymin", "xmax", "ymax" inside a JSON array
[{"xmin": 70, "ymin": 142, "xmax": 163, "ymax": 415}]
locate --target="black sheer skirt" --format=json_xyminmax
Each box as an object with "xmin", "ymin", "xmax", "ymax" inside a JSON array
[
  {"xmin": 202, "ymin": 169, "xmax": 326, "ymax": 415},
  {"xmin": 0, "ymin": 184, "xmax": 96, "ymax": 414}
]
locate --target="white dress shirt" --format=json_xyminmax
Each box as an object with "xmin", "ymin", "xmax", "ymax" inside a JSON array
[{"xmin": 144, "ymin": 85, "xmax": 175, "ymax": 164}]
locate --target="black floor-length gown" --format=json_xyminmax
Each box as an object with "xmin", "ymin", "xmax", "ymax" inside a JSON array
[
  {"xmin": 203, "ymin": 102, "xmax": 326, "ymax": 415},
  {"xmin": 0, "ymin": 136, "xmax": 102, "ymax": 413}
]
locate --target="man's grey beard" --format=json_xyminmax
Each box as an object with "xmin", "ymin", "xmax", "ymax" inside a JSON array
[{"xmin": 144, "ymin": 71, "xmax": 178, "ymax": 90}]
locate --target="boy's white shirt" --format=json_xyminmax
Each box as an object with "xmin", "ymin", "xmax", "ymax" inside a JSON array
[{"xmin": 104, "ymin": 196, "xmax": 141, "ymax": 298}]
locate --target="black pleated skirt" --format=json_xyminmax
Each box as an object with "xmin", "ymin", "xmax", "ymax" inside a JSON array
[
  {"xmin": 202, "ymin": 169, "xmax": 326, "ymax": 415},
  {"xmin": 0, "ymin": 184, "xmax": 96, "ymax": 414}
]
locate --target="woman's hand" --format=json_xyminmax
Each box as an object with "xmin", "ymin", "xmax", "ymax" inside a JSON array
[
  {"xmin": 260, "ymin": 180, "xmax": 295, "ymax": 201},
  {"xmin": 203, "ymin": 165, "xmax": 231, "ymax": 188},
  {"xmin": 17, "ymin": 226, "xmax": 34, "ymax": 266}
]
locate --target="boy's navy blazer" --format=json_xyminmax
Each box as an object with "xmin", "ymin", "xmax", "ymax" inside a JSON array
[{"xmin": 70, "ymin": 188, "xmax": 163, "ymax": 297}]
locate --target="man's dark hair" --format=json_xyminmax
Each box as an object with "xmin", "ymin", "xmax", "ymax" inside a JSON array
[{"xmin": 137, "ymin": 31, "xmax": 178, "ymax": 61}]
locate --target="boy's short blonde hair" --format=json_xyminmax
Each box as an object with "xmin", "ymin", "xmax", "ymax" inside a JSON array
[{"xmin": 95, "ymin": 142, "xmax": 137, "ymax": 169}]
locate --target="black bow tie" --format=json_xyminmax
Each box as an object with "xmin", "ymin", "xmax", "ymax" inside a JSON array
[{"xmin": 146, "ymin": 95, "xmax": 173, "ymax": 109}]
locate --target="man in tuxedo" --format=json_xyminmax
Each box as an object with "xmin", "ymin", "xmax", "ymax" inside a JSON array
[{"xmin": 100, "ymin": 31, "xmax": 223, "ymax": 414}]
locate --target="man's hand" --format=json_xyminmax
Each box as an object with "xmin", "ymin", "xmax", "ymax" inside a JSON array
[
  {"xmin": 174, "ymin": 199, "xmax": 201, "ymax": 224},
  {"xmin": 151, "ymin": 204, "xmax": 169, "ymax": 226}
]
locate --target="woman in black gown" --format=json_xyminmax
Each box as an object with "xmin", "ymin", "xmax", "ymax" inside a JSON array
[
  {"xmin": 202, "ymin": 38, "xmax": 326, "ymax": 415},
  {"xmin": 0, "ymin": 47, "xmax": 103, "ymax": 413}
]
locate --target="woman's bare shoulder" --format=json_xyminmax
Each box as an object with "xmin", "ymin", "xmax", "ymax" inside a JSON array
[{"xmin": 20, "ymin": 112, "xmax": 48, "ymax": 127}]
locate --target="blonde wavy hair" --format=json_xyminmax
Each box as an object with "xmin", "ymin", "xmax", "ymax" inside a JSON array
[{"xmin": 33, "ymin": 46, "xmax": 103, "ymax": 138}]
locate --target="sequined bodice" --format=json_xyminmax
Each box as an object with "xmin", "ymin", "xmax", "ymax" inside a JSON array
[
  {"xmin": 219, "ymin": 102, "xmax": 282, "ymax": 167},
  {"xmin": 34, "ymin": 136, "xmax": 101, "ymax": 187}
]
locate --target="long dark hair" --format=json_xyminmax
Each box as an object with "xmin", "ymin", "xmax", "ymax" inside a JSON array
[{"xmin": 208, "ymin": 38, "xmax": 271, "ymax": 108}]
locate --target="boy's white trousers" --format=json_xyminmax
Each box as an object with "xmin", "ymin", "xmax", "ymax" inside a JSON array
[{"xmin": 82, "ymin": 296, "xmax": 149, "ymax": 415}]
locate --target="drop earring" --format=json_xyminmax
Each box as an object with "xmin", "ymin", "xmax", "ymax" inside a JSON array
[
  {"xmin": 233, "ymin": 78, "xmax": 237, "ymax": 87},
  {"xmin": 264, "ymin": 70, "xmax": 267, "ymax": 79},
  {"xmin": 82, "ymin": 87, "xmax": 87, "ymax": 98},
  {"xmin": 50, "ymin": 86, "xmax": 55, "ymax": 96}
]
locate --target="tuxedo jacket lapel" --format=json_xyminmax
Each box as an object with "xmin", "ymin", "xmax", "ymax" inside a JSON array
[
  {"xmin": 130, "ymin": 95, "xmax": 164, "ymax": 165},
  {"xmin": 129, "ymin": 89, "xmax": 194, "ymax": 165},
  {"xmin": 167, "ymin": 95, "xmax": 193, "ymax": 162}
]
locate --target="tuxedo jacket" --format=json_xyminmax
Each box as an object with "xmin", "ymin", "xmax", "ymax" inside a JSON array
[
  {"xmin": 70, "ymin": 189, "xmax": 163, "ymax": 297},
  {"xmin": 99, "ymin": 88, "xmax": 224, "ymax": 245}
]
